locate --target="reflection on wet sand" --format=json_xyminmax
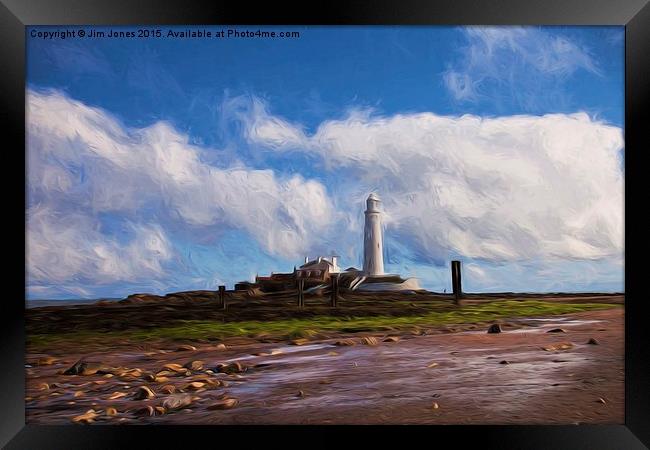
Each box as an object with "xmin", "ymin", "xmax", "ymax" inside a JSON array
[{"xmin": 26, "ymin": 308, "xmax": 623, "ymax": 425}]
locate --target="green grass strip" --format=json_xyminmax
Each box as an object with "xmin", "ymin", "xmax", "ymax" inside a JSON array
[{"xmin": 28, "ymin": 300, "xmax": 620, "ymax": 350}]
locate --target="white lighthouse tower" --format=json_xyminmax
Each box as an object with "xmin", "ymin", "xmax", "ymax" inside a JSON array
[{"xmin": 363, "ymin": 193, "xmax": 385, "ymax": 276}]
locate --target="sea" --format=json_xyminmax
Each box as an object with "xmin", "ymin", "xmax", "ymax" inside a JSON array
[{"xmin": 26, "ymin": 298, "xmax": 122, "ymax": 309}]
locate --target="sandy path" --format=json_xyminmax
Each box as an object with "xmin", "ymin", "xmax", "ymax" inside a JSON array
[{"xmin": 25, "ymin": 308, "xmax": 623, "ymax": 425}]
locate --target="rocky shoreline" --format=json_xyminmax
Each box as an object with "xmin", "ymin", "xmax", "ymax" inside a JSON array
[{"xmin": 26, "ymin": 307, "xmax": 624, "ymax": 425}]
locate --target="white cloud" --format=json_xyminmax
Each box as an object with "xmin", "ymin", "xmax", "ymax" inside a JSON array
[
  {"xmin": 233, "ymin": 95, "xmax": 308, "ymax": 150},
  {"xmin": 443, "ymin": 27, "xmax": 600, "ymax": 102},
  {"xmin": 246, "ymin": 106, "xmax": 624, "ymax": 265},
  {"xmin": 27, "ymin": 204, "xmax": 173, "ymax": 285},
  {"xmin": 442, "ymin": 71, "xmax": 478, "ymax": 101},
  {"xmin": 27, "ymin": 89, "xmax": 624, "ymax": 295},
  {"xmin": 27, "ymin": 90, "xmax": 336, "ymax": 289}
]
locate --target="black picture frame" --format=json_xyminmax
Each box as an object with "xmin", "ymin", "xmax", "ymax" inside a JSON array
[{"xmin": 2, "ymin": 0, "xmax": 648, "ymax": 448}]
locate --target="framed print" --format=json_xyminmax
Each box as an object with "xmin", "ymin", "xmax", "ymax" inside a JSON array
[{"xmin": 1, "ymin": 0, "xmax": 649, "ymax": 448}]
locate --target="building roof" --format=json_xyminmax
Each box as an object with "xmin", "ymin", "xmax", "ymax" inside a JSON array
[{"xmin": 300, "ymin": 258, "xmax": 335, "ymax": 269}]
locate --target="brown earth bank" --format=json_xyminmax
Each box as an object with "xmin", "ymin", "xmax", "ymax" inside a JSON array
[
  {"xmin": 26, "ymin": 291, "xmax": 624, "ymax": 335},
  {"xmin": 25, "ymin": 307, "xmax": 624, "ymax": 425}
]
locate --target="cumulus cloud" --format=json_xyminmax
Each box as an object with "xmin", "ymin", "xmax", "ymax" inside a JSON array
[
  {"xmin": 443, "ymin": 27, "xmax": 601, "ymax": 105},
  {"xmin": 27, "ymin": 89, "xmax": 624, "ymax": 295},
  {"xmin": 27, "ymin": 204, "xmax": 173, "ymax": 285},
  {"xmin": 27, "ymin": 89, "xmax": 335, "ymax": 291},
  {"xmin": 246, "ymin": 105, "xmax": 624, "ymax": 266}
]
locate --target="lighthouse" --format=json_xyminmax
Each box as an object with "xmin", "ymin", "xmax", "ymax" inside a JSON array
[{"xmin": 363, "ymin": 193, "xmax": 385, "ymax": 276}]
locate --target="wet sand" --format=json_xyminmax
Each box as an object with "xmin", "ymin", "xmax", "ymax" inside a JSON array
[{"xmin": 25, "ymin": 308, "xmax": 623, "ymax": 425}]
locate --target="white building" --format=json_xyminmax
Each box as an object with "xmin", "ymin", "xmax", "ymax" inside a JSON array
[
  {"xmin": 363, "ymin": 193, "xmax": 384, "ymax": 276},
  {"xmin": 295, "ymin": 255, "xmax": 340, "ymax": 282}
]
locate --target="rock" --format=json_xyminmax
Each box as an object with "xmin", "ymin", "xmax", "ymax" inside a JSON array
[
  {"xmin": 327, "ymin": 351, "xmax": 339, "ymax": 356},
  {"xmin": 142, "ymin": 373, "xmax": 156, "ymax": 382},
  {"xmin": 547, "ymin": 328, "xmax": 566, "ymax": 333},
  {"xmin": 205, "ymin": 379, "xmax": 222, "ymax": 388},
  {"xmin": 72, "ymin": 409, "xmax": 99, "ymax": 424},
  {"xmin": 155, "ymin": 406, "xmax": 166, "ymax": 415},
  {"xmin": 36, "ymin": 356, "xmax": 58, "ymax": 366},
  {"xmin": 74, "ymin": 391, "xmax": 85, "ymax": 398},
  {"xmin": 334, "ymin": 339, "xmax": 356, "ymax": 346},
  {"xmin": 105, "ymin": 407, "xmax": 118, "ymax": 416},
  {"xmin": 159, "ymin": 385, "xmax": 176, "ymax": 394},
  {"xmin": 597, "ymin": 397, "xmax": 607, "ymax": 404},
  {"xmin": 215, "ymin": 362, "xmax": 246, "ymax": 374},
  {"xmin": 126, "ymin": 368, "xmax": 143, "ymax": 378},
  {"xmin": 132, "ymin": 386, "xmax": 155, "ymax": 400},
  {"xmin": 184, "ymin": 360, "xmax": 204, "ymax": 371},
  {"xmin": 63, "ymin": 360, "xmax": 106, "ymax": 376},
  {"xmin": 162, "ymin": 393, "xmax": 193, "ymax": 412},
  {"xmin": 296, "ymin": 390, "xmax": 305, "ymax": 398},
  {"xmin": 176, "ymin": 345, "xmax": 197, "ymax": 352},
  {"xmin": 487, "ymin": 324, "xmax": 502, "ymax": 334},
  {"xmin": 291, "ymin": 338, "xmax": 309, "ymax": 346},
  {"xmin": 162, "ymin": 363, "xmax": 185, "ymax": 372},
  {"xmin": 132, "ymin": 405, "xmax": 155, "ymax": 416},
  {"xmin": 542, "ymin": 342, "xmax": 574, "ymax": 352},
  {"xmin": 37, "ymin": 382, "xmax": 49, "ymax": 390},
  {"xmin": 587, "ymin": 338, "xmax": 600, "ymax": 345},
  {"xmin": 383, "ymin": 336, "xmax": 400, "ymax": 342},
  {"xmin": 499, "ymin": 360, "xmax": 510, "ymax": 365},
  {"xmin": 155, "ymin": 376, "xmax": 170, "ymax": 383},
  {"xmin": 207, "ymin": 398, "xmax": 239, "ymax": 410},
  {"xmin": 120, "ymin": 375, "xmax": 139, "ymax": 382},
  {"xmin": 427, "ymin": 362, "xmax": 439, "ymax": 368},
  {"xmin": 215, "ymin": 343, "xmax": 227, "ymax": 351},
  {"xmin": 107, "ymin": 391, "xmax": 128, "ymax": 400},
  {"xmin": 361, "ymin": 336, "xmax": 379, "ymax": 346},
  {"xmin": 183, "ymin": 382, "xmax": 205, "ymax": 391},
  {"xmin": 432, "ymin": 402, "xmax": 439, "ymax": 409},
  {"xmin": 189, "ymin": 373, "xmax": 211, "ymax": 381}
]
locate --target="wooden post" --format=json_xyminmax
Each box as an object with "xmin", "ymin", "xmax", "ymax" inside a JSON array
[
  {"xmin": 297, "ymin": 278, "xmax": 304, "ymax": 308},
  {"xmin": 330, "ymin": 274, "xmax": 339, "ymax": 307},
  {"xmin": 219, "ymin": 285, "xmax": 227, "ymax": 310},
  {"xmin": 451, "ymin": 261, "xmax": 462, "ymax": 304}
]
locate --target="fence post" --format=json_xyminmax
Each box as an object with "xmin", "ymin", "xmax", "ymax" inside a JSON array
[
  {"xmin": 330, "ymin": 274, "xmax": 339, "ymax": 307},
  {"xmin": 219, "ymin": 285, "xmax": 227, "ymax": 310},
  {"xmin": 297, "ymin": 278, "xmax": 304, "ymax": 308},
  {"xmin": 451, "ymin": 261, "xmax": 462, "ymax": 304}
]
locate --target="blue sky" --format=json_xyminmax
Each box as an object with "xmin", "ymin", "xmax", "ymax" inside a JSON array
[{"xmin": 26, "ymin": 26, "xmax": 625, "ymax": 299}]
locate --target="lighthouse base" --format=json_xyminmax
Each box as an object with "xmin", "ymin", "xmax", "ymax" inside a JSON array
[{"xmin": 352, "ymin": 274, "xmax": 422, "ymax": 292}]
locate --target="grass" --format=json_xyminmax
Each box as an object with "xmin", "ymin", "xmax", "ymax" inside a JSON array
[{"xmin": 27, "ymin": 300, "xmax": 620, "ymax": 351}]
